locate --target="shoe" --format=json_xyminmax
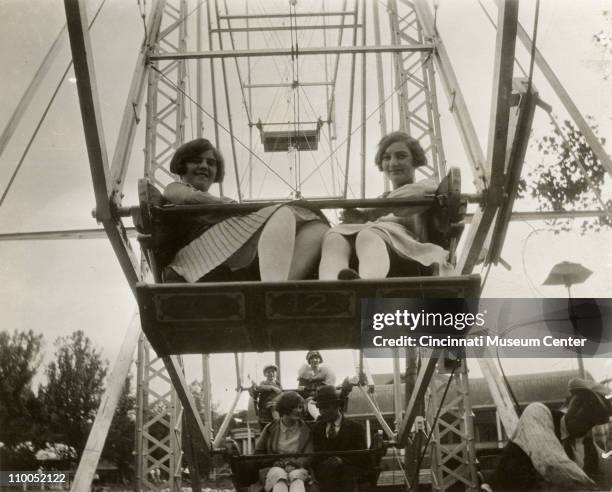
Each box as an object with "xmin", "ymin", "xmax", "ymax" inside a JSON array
[{"xmin": 338, "ymin": 268, "xmax": 360, "ymax": 280}]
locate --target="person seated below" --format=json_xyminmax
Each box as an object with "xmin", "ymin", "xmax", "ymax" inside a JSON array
[
  {"xmin": 297, "ymin": 351, "xmax": 336, "ymax": 396},
  {"xmin": 160, "ymin": 138, "xmax": 329, "ymax": 283},
  {"xmin": 490, "ymin": 377, "xmax": 612, "ymax": 491},
  {"xmin": 318, "ymin": 131, "xmax": 451, "ymax": 280},
  {"xmin": 254, "ymin": 392, "xmax": 313, "ymax": 492},
  {"xmin": 250, "ymin": 364, "xmax": 283, "ymax": 424},
  {"xmin": 297, "ymin": 350, "xmax": 336, "ymax": 419},
  {"xmin": 312, "ymin": 385, "xmax": 371, "ymax": 492}
]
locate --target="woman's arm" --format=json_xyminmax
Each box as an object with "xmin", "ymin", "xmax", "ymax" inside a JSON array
[
  {"xmin": 339, "ymin": 179, "xmax": 438, "ymax": 224},
  {"xmin": 164, "ymin": 182, "xmax": 234, "ymax": 205},
  {"xmin": 376, "ymin": 178, "xmax": 438, "ymax": 220},
  {"xmin": 387, "ymin": 178, "xmax": 437, "ymax": 199}
]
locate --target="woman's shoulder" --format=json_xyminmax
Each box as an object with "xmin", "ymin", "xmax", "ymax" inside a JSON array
[{"xmin": 163, "ymin": 181, "xmax": 190, "ymax": 202}]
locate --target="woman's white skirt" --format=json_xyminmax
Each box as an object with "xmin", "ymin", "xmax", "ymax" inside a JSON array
[{"xmin": 329, "ymin": 220, "xmax": 450, "ymax": 269}]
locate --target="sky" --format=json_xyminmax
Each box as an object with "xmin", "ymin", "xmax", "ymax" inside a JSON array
[{"xmin": 0, "ymin": 0, "xmax": 611, "ymax": 412}]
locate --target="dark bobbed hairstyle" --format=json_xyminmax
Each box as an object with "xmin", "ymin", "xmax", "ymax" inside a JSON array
[
  {"xmin": 306, "ymin": 350, "xmax": 323, "ymax": 363},
  {"xmin": 169, "ymin": 138, "xmax": 225, "ymax": 182},
  {"xmin": 374, "ymin": 131, "xmax": 427, "ymax": 171},
  {"xmin": 276, "ymin": 391, "xmax": 305, "ymax": 417}
]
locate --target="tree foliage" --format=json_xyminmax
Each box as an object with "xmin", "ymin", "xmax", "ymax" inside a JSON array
[
  {"xmin": 0, "ymin": 330, "xmax": 44, "ymax": 447},
  {"xmin": 102, "ymin": 377, "xmax": 135, "ymax": 482},
  {"xmin": 39, "ymin": 330, "xmax": 108, "ymax": 462},
  {"xmin": 518, "ymin": 117, "xmax": 611, "ymax": 233}
]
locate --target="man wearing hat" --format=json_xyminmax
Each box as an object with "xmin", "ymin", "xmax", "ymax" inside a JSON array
[
  {"xmin": 312, "ymin": 385, "xmax": 371, "ymax": 492},
  {"xmin": 491, "ymin": 377, "xmax": 612, "ymax": 491}
]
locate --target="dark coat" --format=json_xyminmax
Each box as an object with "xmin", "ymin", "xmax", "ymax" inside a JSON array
[
  {"xmin": 313, "ymin": 417, "xmax": 366, "ymax": 460},
  {"xmin": 312, "ymin": 416, "xmax": 372, "ymax": 492}
]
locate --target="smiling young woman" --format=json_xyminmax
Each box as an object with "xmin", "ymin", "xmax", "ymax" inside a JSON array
[
  {"xmin": 160, "ymin": 138, "xmax": 329, "ymax": 283},
  {"xmin": 318, "ymin": 131, "xmax": 451, "ymax": 280}
]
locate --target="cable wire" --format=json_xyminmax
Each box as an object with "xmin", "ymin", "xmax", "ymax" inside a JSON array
[
  {"xmin": 299, "ymin": 59, "xmax": 428, "ymax": 188},
  {"xmin": 151, "ymin": 65, "xmax": 297, "ymax": 192},
  {"xmin": 477, "ymin": 0, "xmax": 528, "ymax": 78},
  {"xmin": 0, "ymin": 0, "xmax": 108, "ymax": 208}
]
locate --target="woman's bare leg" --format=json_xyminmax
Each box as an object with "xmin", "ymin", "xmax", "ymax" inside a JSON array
[
  {"xmin": 318, "ymin": 232, "xmax": 353, "ymax": 280},
  {"xmin": 287, "ymin": 221, "xmax": 329, "ymax": 280},
  {"xmin": 355, "ymin": 229, "xmax": 390, "ymax": 279},
  {"xmin": 258, "ymin": 207, "xmax": 296, "ymax": 281},
  {"xmin": 272, "ymin": 482, "xmax": 289, "ymax": 492},
  {"xmin": 288, "ymin": 479, "xmax": 306, "ymax": 492}
]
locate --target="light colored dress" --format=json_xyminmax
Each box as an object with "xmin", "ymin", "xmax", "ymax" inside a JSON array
[{"xmin": 328, "ymin": 179, "xmax": 450, "ymax": 270}]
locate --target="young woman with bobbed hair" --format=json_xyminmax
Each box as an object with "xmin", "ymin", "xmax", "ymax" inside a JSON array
[
  {"xmin": 160, "ymin": 138, "xmax": 329, "ymax": 282},
  {"xmin": 254, "ymin": 391, "xmax": 313, "ymax": 492},
  {"xmin": 318, "ymin": 131, "xmax": 451, "ymax": 280}
]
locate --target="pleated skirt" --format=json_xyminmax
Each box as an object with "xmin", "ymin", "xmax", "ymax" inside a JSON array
[{"xmin": 169, "ymin": 205, "xmax": 320, "ymax": 283}]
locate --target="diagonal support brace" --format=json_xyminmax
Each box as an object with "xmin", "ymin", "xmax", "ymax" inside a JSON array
[
  {"xmin": 396, "ymin": 349, "xmax": 442, "ymax": 447},
  {"xmin": 64, "ymin": 0, "xmax": 141, "ymax": 290}
]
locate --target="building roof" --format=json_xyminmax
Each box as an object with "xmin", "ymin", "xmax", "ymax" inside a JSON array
[{"xmin": 345, "ymin": 369, "xmax": 591, "ymax": 417}]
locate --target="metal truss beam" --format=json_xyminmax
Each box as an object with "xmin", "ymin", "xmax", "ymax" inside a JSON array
[
  {"xmin": 149, "ymin": 44, "xmax": 433, "ymax": 61},
  {"xmin": 109, "ymin": 0, "xmax": 164, "ymax": 205},
  {"xmin": 71, "ymin": 312, "xmax": 141, "ymax": 492},
  {"xmin": 396, "ymin": 349, "xmax": 442, "ymax": 447},
  {"xmin": 219, "ymin": 11, "xmax": 355, "ymax": 20},
  {"xmin": 428, "ymin": 362, "xmax": 478, "ymax": 491},
  {"xmin": 64, "ymin": 0, "xmax": 112, "ymax": 219},
  {"xmin": 488, "ymin": 78, "xmax": 538, "ymax": 263},
  {"xmin": 3, "ymin": 203, "xmax": 607, "ymax": 242},
  {"xmin": 413, "ymin": 0, "xmax": 486, "ymax": 190},
  {"xmin": 64, "ymin": 0, "xmax": 140, "ymax": 290},
  {"xmin": 244, "ymin": 82, "xmax": 333, "ymax": 88},
  {"xmin": 0, "ymin": 25, "xmax": 66, "ymax": 159},
  {"xmin": 136, "ymin": 339, "xmax": 184, "ymax": 492},
  {"xmin": 457, "ymin": 0, "xmax": 518, "ymax": 275},
  {"xmin": 144, "ymin": 0, "xmax": 187, "ymax": 187},
  {"xmin": 497, "ymin": 0, "xmax": 612, "ymax": 180},
  {"xmin": 162, "ymin": 355, "xmax": 210, "ymax": 455},
  {"xmin": 478, "ymin": 358, "xmax": 519, "ymax": 436},
  {"xmin": 391, "ymin": 0, "xmax": 447, "ymax": 181},
  {"xmin": 211, "ymin": 24, "xmax": 362, "ymax": 33},
  {"xmin": 0, "ymin": 209, "xmax": 605, "ymax": 242}
]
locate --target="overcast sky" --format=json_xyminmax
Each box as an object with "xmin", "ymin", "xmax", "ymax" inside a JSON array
[{"xmin": 0, "ymin": 0, "xmax": 611, "ymax": 411}]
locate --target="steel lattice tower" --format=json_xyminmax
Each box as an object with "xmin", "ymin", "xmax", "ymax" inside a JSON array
[{"xmin": 137, "ymin": 0, "xmax": 188, "ymax": 490}]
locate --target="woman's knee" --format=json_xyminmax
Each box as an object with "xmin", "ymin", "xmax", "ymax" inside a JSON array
[
  {"xmin": 322, "ymin": 231, "xmax": 350, "ymax": 250},
  {"xmin": 355, "ymin": 228, "xmax": 386, "ymax": 249},
  {"xmin": 265, "ymin": 467, "xmax": 288, "ymax": 490}
]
